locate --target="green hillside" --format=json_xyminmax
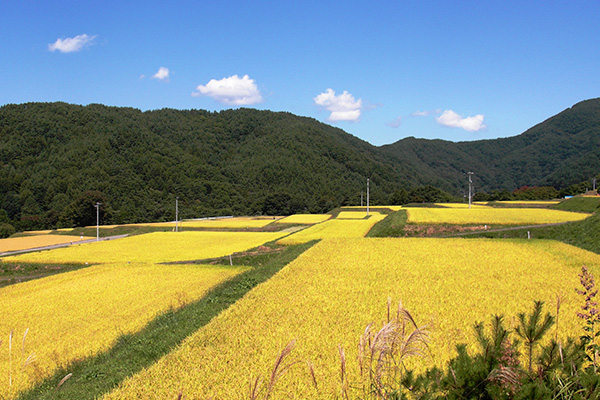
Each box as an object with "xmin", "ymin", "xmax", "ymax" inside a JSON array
[
  {"xmin": 0, "ymin": 103, "xmax": 427, "ymax": 230},
  {"xmin": 1, "ymin": 99, "xmax": 600, "ymax": 232},
  {"xmin": 382, "ymin": 98, "xmax": 600, "ymax": 193}
]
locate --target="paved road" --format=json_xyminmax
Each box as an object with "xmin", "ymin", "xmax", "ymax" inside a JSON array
[{"xmin": 0, "ymin": 234, "xmax": 129, "ymax": 257}]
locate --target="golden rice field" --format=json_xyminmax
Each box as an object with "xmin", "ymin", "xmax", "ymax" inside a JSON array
[
  {"xmin": 344, "ymin": 205, "xmax": 403, "ymax": 211},
  {"xmin": 406, "ymin": 207, "xmax": 589, "ymax": 225},
  {"xmin": 178, "ymin": 217, "xmax": 279, "ymax": 229},
  {"xmin": 18, "ymin": 230, "xmax": 53, "ymax": 235},
  {"xmin": 1, "ymin": 231, "xmax": 287, "ymax": 264},
  {"xmin": 494, "ymin": 200, "xmax": 562, "ymax": 205},
  {"xmin": 336, "ymin": 211, "xmax": 368, "ymax": 219},
  {"xmin": 0, "ymin": 262, "xmax": 247, "ymax": 397},
  {"xmin": 0, "ymin": 235, "xmax": 94, "ymax": 252},
  {"xmin": 119, "ymin": 217, "xmax": 280, "ymax": 229},
  {"xmin": 435, "ymin": 203, "xmax": 490, "ymax": 209},
  {"xmin": 275, "ymin": 214, "xmax": 331, "ymax": 224},
  {"xmin": 277, "ymin": 212, "xmax": 386, "ymax": 245},
  {"xmin": 102, "ymin": 238, "xmax": 600, "ymax": 399}
]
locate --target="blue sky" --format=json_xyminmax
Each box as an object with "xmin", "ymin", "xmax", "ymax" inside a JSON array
[{"xmin": 1, "ymin": 1, "xmax": 598, "ymax": 145}]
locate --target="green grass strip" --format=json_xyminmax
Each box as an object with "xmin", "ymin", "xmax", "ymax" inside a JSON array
[
  {"xmin": 17, "ymin": 241, "xmax": 315, "ymax": 400},
  {"xmin": 366, "ymin": 210, "xmax": 407, "ymax": 237}
]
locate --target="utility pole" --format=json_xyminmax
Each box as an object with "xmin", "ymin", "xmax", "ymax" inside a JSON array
[
  {"xmin": 95, "ymin": 202, "xmax": 101, "ymax": 241},
  {"xmin": 175, "ymin": 197, "xmax": 179, "ymax": 232},
  {"xmin": 467, "ymin": 172, "xmax": 474, "ymax": 209},
  {"xmin": 367, "ymin": 178, "xmax": 370, "ymax": 216},
  {"xmin": 360, "ymin": 192, "xmax": 363, "ymax": 207},
  {"xmin": 593, "ymin": 178, "xmax": 597, "ymax": 192}
]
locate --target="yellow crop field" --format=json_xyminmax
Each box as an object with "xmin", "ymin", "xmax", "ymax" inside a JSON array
[
  {"xmin": 180, "ymin": 217, "xmax": 278, "ymax": 228},
  {"xmin": 275, "ymin": 214, "xmax": 331, "ymax": 224},
  {"xmin": 102, "ymin": 238, "xmax": 600, "ymax": 399},
  {"xmin": 336, "ymin": 211, "xmax": 368, "ymax": 219},
  {"xmin": 495, "ymin": 200, "xmax": 562, "ymax": 205},
  {"xmin": 435, "ymin": 203, "xmax": 490, "ymax": 209},
  {"xmin": 2, "ymin": 231, "xmax": 287, "ymax": 264},
  {"xmin": 277, "ymin": 212, "xmax": 386, "ymax": 245},
  {"xmin": 19, "ymin": 230, "xmax": 53, "ymax": 235},
  {"xmin": 406, "ymin": 207, "xmax": 589, "ymax": 225},
  {"xmin": 0, "ymin": 262, "xmax": 247, "ymax": 397},
  {"xmin": 121, "ymin": 217, "xmax": 280, "ymax": 229},
  {"xmin": 344, "ymin": 205, "xmax": 403, "ymax": 211},
  {"xmin": 0, "ymin": 235, "xmax": 94, "ymax": 252}
]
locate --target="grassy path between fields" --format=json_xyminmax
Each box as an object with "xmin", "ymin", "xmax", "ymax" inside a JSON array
[{"xmin": 17, "ymin": 241, "xmax": 315, "ymax": 400}]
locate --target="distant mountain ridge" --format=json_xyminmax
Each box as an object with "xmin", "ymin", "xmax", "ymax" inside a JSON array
[
  {"xmin": 381, "ymin": 98, "xmax": 600, "ymax": 193},
  {"xmin": 0, "ymin": 98, "xmax": 599, "ymax": 227}
]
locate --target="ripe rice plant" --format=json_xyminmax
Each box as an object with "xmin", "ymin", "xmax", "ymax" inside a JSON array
[
  {"xmin": 2, "ymin": 231, "xmax": 287, "ymax": 264},
  {"xmin": 0, "ymin": 235, "xmax": 93, "ymax": 253},
  {"xmin": 435, "ymin": 203, "xmax": 490, "ymax": 209},
  {"xmin": 277, "ymin": 213, "xmax": 386, "ymax": 245},
  {"xmin": 495, "ymin": 200, "xmax": 562, "ymax": 205},
  {"xmin": 406, "ymin": 207, "xmax": 589, "ymax": 225},
  {"xmin": 179, "ymin": 217, "xmax": 279, "ymax": 229},
  {"xmin": 275, "ymin": 214, "xmax": 331, "ymax": 224},
  {"xmin": 336, "ymin": 211, "xmax": 368, "ymax": 219},
  {"xmin": 0, "ymin": 262, "xmax": 247, "ymax": 397},
  {"xmin": 101, "ymin": 238, "xmax": 600, "ymax": 399},
  {"xmin": 344, "ymin": 206, "xmax": 403, "ymax": 211}
]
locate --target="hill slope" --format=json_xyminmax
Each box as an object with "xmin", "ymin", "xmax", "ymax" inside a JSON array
[
  {"xmin": 0, "ymin": 103, "xmax": 425, "ymax": 227},
  {"xmin": 381, "ymin": 98, "xmax": 600, "ymax": 193},
  {"xmin": 1, "ymin": 99, "xmax": 599, "ymax": 229}
]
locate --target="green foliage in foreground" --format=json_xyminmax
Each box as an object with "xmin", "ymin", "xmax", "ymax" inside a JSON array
[
  {"xmin": 396, "ymin": 301, "xmax": 600, "ymax": 399},
  {"xmin": 16, "ymin": 241, "xmax": 315, "ymax": 400}
]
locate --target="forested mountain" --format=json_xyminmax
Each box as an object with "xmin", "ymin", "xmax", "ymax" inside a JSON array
[
  {"xmin": 0, "ymin": 103, "xmax": 419, "ymax": 229},
  {"xmin": 381, "ymin": 98, "xmax": 600, "ymax": 194},
  {"xmin": 0, "ymin": 99, "xmax": 599, "ymax": 231}
]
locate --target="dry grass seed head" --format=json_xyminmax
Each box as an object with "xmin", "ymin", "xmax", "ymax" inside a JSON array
[
  {"xmin": 306, "ymin": 360, "xmax": 318, "ymax": 391},
  {"xmin": 338, "ymin": 345, "xmax": 349, "ymax": 400},
  {"xmin": 264, "ymin": 339, "xmax": 298, "ymax": 400},
  {"xmin": 56, "ymin": 372, "xmax": 72, "ymax": 391}
]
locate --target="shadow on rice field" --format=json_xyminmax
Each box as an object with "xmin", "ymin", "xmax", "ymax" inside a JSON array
[
  {"xmin": 16, "ymin": 241, "xmax": 316, "ymax": 400},
  {"xmin": 0, "ymin": 262, "xmax": 86, "ymax": 288}
]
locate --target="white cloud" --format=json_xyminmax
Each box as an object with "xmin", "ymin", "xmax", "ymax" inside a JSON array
[
  {"xmin": 48, "ymin": 34, "xmax": 97, "ymax": 53},
  {"xmin": 436, "ymin": 110, "xmax": 486, "ymax": 132},
  {"xmin": 411, "ymin": 109, "xmax": 441, "ymax": 117},
  {"xmin": 411, "ymin": 110, "xmax": 431, "ymax": 117},
  {"xmin": 386, "ymin": 116, "xmax": 402, "ymax": 128},
  {"xmin": 192, "ymin": 74, "xmax": 263, "ymax": 105},
  {"xmin": 152, "ymin": 67, "xmax": 170, "ymax": 81},
  {"xmin": 314, "ymin": 88, "xmax": 362, "ymax": 122}
]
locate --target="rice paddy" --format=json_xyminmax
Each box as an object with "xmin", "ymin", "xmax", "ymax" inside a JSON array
[
  {"xmin": 0, "ymin": 262, "xmax": 247, "ymax": 397},
  {"xmin": 2, "ymin": 204, "xmax": 597, "ymax": 399},
  {"xmin": 101, "ymin": 238, "xmax": 600, "ymax": 399},
  {"xmin": 406, "ymin": 207, "xmax": 589, "ymax": 225},
  {"xmin": 1, "ymin": 231, "xmax": 288, "ymax": 264},
  {"xmin": 0, "ymin": 235, "xmax": 94, "ymax": 253}
]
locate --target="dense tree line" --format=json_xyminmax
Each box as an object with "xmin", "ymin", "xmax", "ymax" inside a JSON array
[
  {"xmin": 0, "ymin": 103, "xmax": 412, "ymax": 233},
  {"xmin": 1, "ymin": 100, "xmax": 599, "ymax": 235}
]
